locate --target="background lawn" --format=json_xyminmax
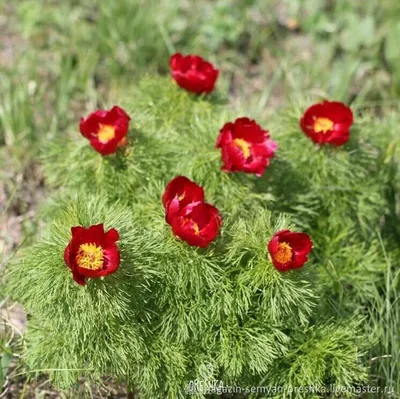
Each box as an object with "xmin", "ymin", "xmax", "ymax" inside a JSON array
[{"xmin": 1, "ymin": 0, "xmax": 399, "ymax": 397}]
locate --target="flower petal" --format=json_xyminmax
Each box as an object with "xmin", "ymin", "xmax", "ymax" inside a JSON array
[
  {"xmin": 170, "ymin": 53, "xmax": 219, "ymax": 94},
  {"xmin": 105, "ymin": 228, "xmax": 119, "ymax": 243}
]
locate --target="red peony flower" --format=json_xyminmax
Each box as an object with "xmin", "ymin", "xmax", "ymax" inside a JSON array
[
  {"xmin": 64, "ymin": 224, "xmax": 120, "ymax": 286},
  {"xmin": 171, "ymin": 202, "xmax": 222, "ymax": 248},
  {"xmin": 170, "ymin": 53, "xmax": 219, "ymax": 94},
  {"xmin": 79, "ymin": 106, "xmax": 131, "ymax": 155},
  {"xmin": 162, "ymin": 176, "xmax": 205, "ymax": 225},
  {"xmin": 268, "ymin": 230, "xmax": 312, "ymax": 272},
  {"xmin": 300, "ymin": 101, "xmax": 353, "ymax": 146},
  {"xmin": 216, "ymin": 117, "xmax": 278, "ymax": 176}
]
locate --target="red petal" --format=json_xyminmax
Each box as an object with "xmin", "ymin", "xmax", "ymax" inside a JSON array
[
  {"xmin": 105, "ymin": 228, "xmax": 119, "ymax": 243},
  {"xmin": 199, "ymin": 216, "xmax": 220, "ymax": 245},
  {"xmin": 232, "ymin": 118, "xmax": 266, "ymax": 143},
  {"xmin": 171, "ymin": 202, "xmax": 221, "ymax": 248},
  {"xmin": 273, "ymin": 261, "xmax": 291, "ymax": 272},
  {"xmin": 79, "ymin": 115, "xmax": 100, "ymax": 139},
  {"xmin": 328, "ymin": 128, "xmax": 350, "ymax": 146},
  {"xmin": 290, "ymin": 253, "xmax": 309, "ymax": 269},
  {"xmin": 170, "ymin": 53, "xmax": 183, "ymax": 69},
  {"xmin": 64, "ymin": 244, "xmax": 71, "ymax": 268},
  {"xmin": 102, "ymin": 243, "xmax": 121, "ymax": 274},
  {"xmin": 110, "ymin": 105, "xmax": 131, "ymax": 121},
  {"xmin": 162, "ymin": 176, "xmax": 192, "ymax": 208},
  {"xmin": 216, "ymin": 125, "xmax": 233, "ymax": 148},
  {"xmin": 252, "ymin": 139, "xmax": 278, "ymax": 158},
  {"xmin": 220, "ymin": 146, "xmax": 234, "ymax": 172},
  {"xmin": 267, "ymin": 235, "xmax": 280, "ymax": 256},
  {"xmin": 72, "ymin": 270, "xmax": 87, "ymax": 286},
  {"xmin": 324, "ymin": 101, "xmax": 353, "ymax": 124},
  {"xmin": 88, "ymin": 223, "xmax": 104, "ymax": 238},
  {"xmin": 243, "ymin": 157, "xmax": 269, "ymax": 176},
  {"xmin": 171, "ymin": 216, "xmax": 206, "ymax": 247},
  {"xmin": 71, "ymin": 226, "xmax": 85, "ymax": 239},
  {"xmin": 90, "ymin": 137, "xmax": 119, "ymax": 155},
  {"xmin": 165, "ymin": 197, "xmax": 181, "ymax": 225},
  {"xmin": 287, "ymin": 232, "xmax": 312, "ymax": 254},
  {"xmin": 76, "ymin": 224, "xmax": 105, "ymax": 246},
  {"xmin": 226, "ymin": 142, "xmax": 247, "ymax": 170},
  {"xmin": 274, "ymin": 230, "xmax": 292, "ymax": 239}
]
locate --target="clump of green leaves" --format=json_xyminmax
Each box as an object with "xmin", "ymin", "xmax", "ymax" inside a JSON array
[{"xmin": 9, "ymin": 76, "xmax": 397, "ymax": 397}]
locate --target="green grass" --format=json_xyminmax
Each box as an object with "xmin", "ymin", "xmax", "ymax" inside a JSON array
[
  {"xmin": 368, "ymin": 237, "xmax": 400, "ymax": 395},
  {"xmin": 1, "ymin": 0, "xmax": 400, "ymax": 397}
]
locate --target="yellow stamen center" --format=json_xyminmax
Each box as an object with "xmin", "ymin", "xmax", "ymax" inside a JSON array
[
  {"xmin": 183, "ymin": 218, "xmax": 200, "ymax": 235},
  {"xmin": 314, "ymin": 117, "xmax": 334, "ymax": 134},
  {"xmin": 193, "ymin": 222, "xmax": 200, "ymax": 235},
  {"xmin": 98, "ymin": 124, "xmax": 116, "ymax": 143},
  {"xmin": 274, "ymin": 242, "xmax": 293, "ymax": 264},
  {"xmin": 178, "ymin": 192, "xmax": 185, "ymax": 201},
  {"xmin": 233, "ymin": 138, "xmax": 251, "ymax": 159},
  {"xmin": 76, "ymin": 243, "xmax": 104, "ymax": 270}
]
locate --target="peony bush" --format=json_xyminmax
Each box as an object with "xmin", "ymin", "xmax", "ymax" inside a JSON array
[{"xmin": 6, "ymin": 53, "xmax": 399, "ymax": 398}]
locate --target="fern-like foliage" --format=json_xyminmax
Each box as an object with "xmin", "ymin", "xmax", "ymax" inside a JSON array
[{"xmin": 8, "ymin": 76, "xmax": 400, "ymax": 398}]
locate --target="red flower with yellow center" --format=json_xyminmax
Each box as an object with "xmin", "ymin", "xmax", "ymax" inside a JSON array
[
  {"xmin": 300, "ymin": 101, "xmax": 353, "ymax": 146},
  {"xmin": 268, "ymin": 230, "xmax": 312, "ymax": 272},
  {"xmin": 170, "ymin": 53, "xmax": 219, "ymax": 94},
  {"xmin": 162, "ymin": 176, "xmax": 205, "ymax": 225},
  {"xmin": 64, "ymin": 224, "xmax": 120, "ymax": 286},
  {"xmin": 171, "ymin": 202, "xmax": 222, "ymax": 248},
  {"xmin": 216, "ymin": 117, "xmax": 278, "ymax": 176},
  {"xmin": 79, "ymin": 106, "xmax": 131, "ymax": 155},
  {"xmin": 162, "ymin": 176, "xmax": 222, "ymax": 248}
]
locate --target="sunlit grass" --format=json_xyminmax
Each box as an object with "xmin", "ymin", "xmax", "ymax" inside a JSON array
[{"xmin": 0, "ymin": 0, "xmax": 399, "ymax": 396}]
